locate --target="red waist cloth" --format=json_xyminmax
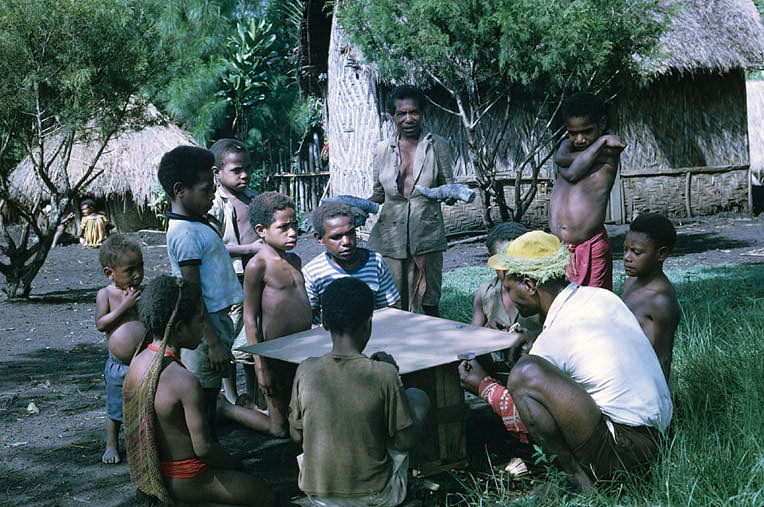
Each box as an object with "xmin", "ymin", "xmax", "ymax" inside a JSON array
[
  {"xmin": 160, "ymin": 458, "xmax": 208, "ymax": 479},
  {"xmin": 564, "ymin": 227, "xmax": 613, "ymax": 290},
  {"xmin": 479, "ymin": 377, "xmax": 528, "ymax": 444}
]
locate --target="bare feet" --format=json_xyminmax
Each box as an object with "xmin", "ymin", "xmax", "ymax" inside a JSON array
[{"xmin": 102, "ymin": 445, "xmax": 120, "ymax": 464}]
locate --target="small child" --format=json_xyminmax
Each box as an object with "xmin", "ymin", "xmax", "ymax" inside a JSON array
[
  {"xmin": 95, "ymin": 233, "xmax": 146, "ymax": 464},
  {"xmin": 123, "ymin": 275, "xmax": 276, "ymax": 506},
  {"xmin": 79, "ymin": 198, "xmax": 112, "ymax": 247},
  {"xmin": 290, "ymin": 277, "xmax": 429, "ymax": 506},
  {"xmin": 302, "ymin": 201, "xmax": 399, "ymax": 323},
  {"xmin": 244, "ymin": 192, "xmax": 313, "ymax": 437},
  {"xmin": 158, "ymin": 146, "xmax": 244, "ymax": 437},
  {"xmin": 208, "ymin": 138, "xmax": 262, "ymax": 406},
  {"xmin": 621, "ymin": 213, "xmax": 681, "ymax": 381}
]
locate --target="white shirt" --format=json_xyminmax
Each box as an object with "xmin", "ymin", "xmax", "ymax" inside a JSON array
[{"xmin": 530, "ymin": 283, "xmax": 672, "ymax": 432}]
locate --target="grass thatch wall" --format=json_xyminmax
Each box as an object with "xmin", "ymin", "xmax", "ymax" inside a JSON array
[{"xmin": 747, "ymin": 80, "xmax": 764, "ymax": 186}]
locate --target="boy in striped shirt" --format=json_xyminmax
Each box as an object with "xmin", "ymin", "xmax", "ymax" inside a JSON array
[{"xmin": 303, "ymin": 201, "xmax": 399, "ymax": 323}]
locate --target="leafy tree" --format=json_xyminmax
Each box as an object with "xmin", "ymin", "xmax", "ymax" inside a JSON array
[
  {"xmin": 0, "ymin": 0, "xmax": 166, "ymax": 298},
  {"xmin": 339, "ymin": 0, "xmax": 668, "ymax": 224}
]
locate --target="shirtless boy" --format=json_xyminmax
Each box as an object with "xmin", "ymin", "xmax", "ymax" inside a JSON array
[
  {"xmin": 621, "ymin": 213, "xmax": 681, "ymax": 381},
  {"xmin": 551, "ymin": 92, "xmax": 626, "ymax": 290},
  {"xmin": 124, "ymin": 275, "xmax": 275, "ymax": 506},
  {"xmin": 95, "ymin": 233, "xmax": 145, "ymax": 464},
  {"xmin": 244, "ymin": 192, "xmax": 312, "ymax": 437}
]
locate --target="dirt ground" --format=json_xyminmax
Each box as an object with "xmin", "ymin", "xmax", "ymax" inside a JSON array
[{"xmin": 1, "ymin": 213, "xmax": 762, "ymax": 506}]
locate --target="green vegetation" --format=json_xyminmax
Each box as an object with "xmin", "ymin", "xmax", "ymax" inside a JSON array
[{"xmin": 440, "ymin": 263, "xmax": 764, "ymax": 505}]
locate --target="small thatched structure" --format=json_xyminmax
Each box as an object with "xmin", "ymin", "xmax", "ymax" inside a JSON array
[
  {"xmin": 305, "ymin": 0, "xmax": 764, "ymax": 231},
  {"xmin": 10, "ymin": 104, "xmax": 198, "ymax": 231}
]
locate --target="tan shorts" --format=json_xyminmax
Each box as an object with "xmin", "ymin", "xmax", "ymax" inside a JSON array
[
  {"xmin": 384, "ymin": 251, "xmax": 443, "ymax": 312},
  {"xmin": 180, "ymin": 309, "xmax": 234, "ymax": 390}
]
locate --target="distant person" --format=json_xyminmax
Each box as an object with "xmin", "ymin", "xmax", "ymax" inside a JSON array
[
  {"xmin": 367, "ymin": 85, "xmax": 454, "ymax": 316},
  {"xmin": 460, "ymin": 231, "xmax": 671, "ymax": 493},
  {"xmin": 303, "ymin": 200, "xmax": 399, "ymax": 323},
  {"xmin": 159, "ymin": 146, "xmax": 243, "ymax": 438},
  {"xmin": 289, "ymin": 277, "xmax": 430, "ymax": 507},
  {"xmin": 95, "ymin": 233, "xmax": 146, "ymax": 464},
  {"xmin": 208, "ymin": 138, "xmax": 262, "ymax": 408},
  {"xmin": 123, "ymin": 275, "xmax": 276, "ymax": 507},
  {"xmin": 79, "ymin": 198, "xmax": 112, "ymax": 247},
  {"xmin": 244, "ymin": 192, "xmax": 312, "ymax": 437},
  {"xmin": 551, "ymin": 92, "xmax": 626, "ymax": 290},
  {"xmin": 621, "ymin": 213, "xmax": 681, "ymax": 382}
]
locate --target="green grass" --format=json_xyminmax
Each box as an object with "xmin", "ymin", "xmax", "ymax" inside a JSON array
[{"xmin": 440, "ymin": 264, "xmax": 764, "ymax": 506}]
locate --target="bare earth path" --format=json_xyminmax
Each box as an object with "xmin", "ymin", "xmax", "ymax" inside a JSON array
[{"xmin": 1, "ymin": 213, "xmax": 762, "ymax": 506}]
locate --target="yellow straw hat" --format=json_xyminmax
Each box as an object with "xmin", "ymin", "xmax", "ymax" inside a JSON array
[{"xmin": 487, "ymin": 230, "xmax": 570, "ymax": 284}]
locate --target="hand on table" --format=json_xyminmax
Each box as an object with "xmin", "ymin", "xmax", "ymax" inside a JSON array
[{"xmin": 370, "ymin": 351, "xmax": 399, "ymax": 371}]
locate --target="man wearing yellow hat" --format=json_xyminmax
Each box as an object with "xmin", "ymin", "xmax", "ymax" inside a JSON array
[{"xmin": 459, "ymin": 231, "xmax": 672, "ymax": 493}]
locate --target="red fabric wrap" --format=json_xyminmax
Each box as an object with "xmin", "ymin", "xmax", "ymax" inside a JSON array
[
  {"xmin": 479, "ymin": 377, "xmax": 529, "ymax": 444},
  {"xmin": 160, "ymin": 458, "xmax": 208, "ymax": 479},
  {"xmin": 565, "ymin": 227, "xmax": 613, "ymax": 290}
]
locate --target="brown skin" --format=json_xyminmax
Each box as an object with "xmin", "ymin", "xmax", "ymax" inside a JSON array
[
  {"xmin": 621, "ymin": 231, "xmax": 681, "ymax": 381},
  {"xmin": 95, "ymin": 248, "xmax": 146, "ymax": 464},
  {"xmin": 123, "ymin": 306, "xmax": 276, "ymax": 507},
  {"xmin": 550, "ymin": 116, "xmax": 625, "ymax": 245},
  {"xmin": 472, "ymin": 240, "xmax": 522, "ymax": 330},
  {"xmin": 244, "ymin": 207, "xmax": 312, "ymax": 436}
]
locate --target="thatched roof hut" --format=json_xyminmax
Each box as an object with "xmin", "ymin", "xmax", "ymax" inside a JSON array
[
  {"xmin": 10, "ymin": 104, "xmax": 198, "ymax": 231},
  {"xmin": 305, "ymin": 0, "xmax": 764, "ymax": 231}
]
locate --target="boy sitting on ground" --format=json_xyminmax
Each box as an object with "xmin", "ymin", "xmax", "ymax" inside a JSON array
[
  {"xmin": 621, "ymin": 213, "xmax": 681, "ymax": 382},
  {"xmin": 303, "ymin": 201, "xmax": 399, "ymax": 323},
  {"xmin": 551, "ymin": 92, "xmax": 626, "ymax": 290},
  {"xmin": 244, "ymin": 192, "xmax": 313, "ymax": 437},
  {"xmin": 208, "ymin": 138, "xmax": 262, "ymax": 408},
  {"xmin": 79, "ymin": 198, "xmax": 113, "ymax": 248},
  {"xmin": 289, "ymin": 277, "xmax": 430, "ymax": 507},
  {"xmin": 123, "ymin": 275, "xmax": 275, "ymax": 507},
  {"xmin": 159, "ymin": 146, "xmax": 244, "ymax": 438},
  {"xmin": 95, "ymin": 233, "xmax": 146, "ymax": 464}
]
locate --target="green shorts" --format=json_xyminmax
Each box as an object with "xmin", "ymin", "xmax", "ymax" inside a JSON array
[{"xmin": 180, "ymin": 309, "xmax": 234, "ymax": 389}]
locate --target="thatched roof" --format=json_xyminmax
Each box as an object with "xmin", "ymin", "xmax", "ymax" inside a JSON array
[
  {"xmin": 647, "ymin": 0, "xmax": 764, "ymax": 75},
  {"xmin": 10, "ymin": 104, "xmax": 198, "ymax": 207},
  {"xmin": 747, "ymin": 80, "xmax": 764, "ymax": 185}
]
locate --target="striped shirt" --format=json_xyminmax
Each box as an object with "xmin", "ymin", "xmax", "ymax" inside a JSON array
[{"xmin": 302, "ymin": 248, "xmax": 400, "ymax": 315}]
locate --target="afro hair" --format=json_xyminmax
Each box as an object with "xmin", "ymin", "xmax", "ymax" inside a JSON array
[
  {"xmin": 157, "ymin": 146, "xmax": 215, "ymax": 198},
  {"xmin": 485, "ymin": 222, "xmax": 528, "ymax": 255},
  {"xmin": 321, "ymin": 277, "xmax": 374, "ymax": 335},
  {"xmin": 99, "ymin": 233, "xmax": 142, "ymax": 269},
  {"xmin": 249, "ymin": 192, "xmax": 296, "ymax": 229},
  {"xmin": 139, "ymin": 275, "xmax": 202, "ymax": 339},
  {"xmin": 209, "ymin": 138, "xmax": 249, "ymax": 168},
  {"xmin": 629, "ymin": 213, "xmax": 676, "ymax": 252},
  {"xmin": 386, "ymin": 85, "xmax": 426, "ymax": 115},
  {"xmin": 312, "ymin": 201, "xmax": 355, "ymax": 236},
  {"xmin": 561, "ymin": 92, "xmax": 607, "ymax": 123}
]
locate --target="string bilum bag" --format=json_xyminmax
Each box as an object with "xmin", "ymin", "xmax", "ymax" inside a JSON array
[{"xmin": 124, "ymin": 278, "xmax": 184, "ymax": 505}]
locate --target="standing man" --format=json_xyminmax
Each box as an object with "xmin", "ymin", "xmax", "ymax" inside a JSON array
[{"xmin": 367, "ymin": 85, "xmax": 454, "ymax": 316}]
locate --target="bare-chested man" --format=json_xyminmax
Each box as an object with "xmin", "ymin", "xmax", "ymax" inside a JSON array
[
  {"xmin": 124, "ymin": 275, "xmax": 276, "ymax": 506},
  {"xmin": 551, "ymin": 92, "xmax": 626, "ymax": 290},
  {"xmin": 367, "ymin": 85, "xmax": 454, "ymax": 316},
  {"xmin": 621, "ymin": 213, "xmax": 681, "ymax": 382},
  {"xmin": 244, "ymin": 192, "xmax": 313, "ymax": 437}
]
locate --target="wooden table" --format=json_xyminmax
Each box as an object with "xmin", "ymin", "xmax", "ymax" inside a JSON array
[{"xmin": 239, "ymin": 308, "xmax": 518, "ymax": 476}]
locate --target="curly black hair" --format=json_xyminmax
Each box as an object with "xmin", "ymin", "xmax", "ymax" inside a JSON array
[
  {"xmin": 630, "ymin": 212, "xmax": 676, "ymax": 252},
  {"xmin": 312, "ymin": 201, "xmax": 354, "ymax": 237},
  {"xmin": 321, "ymin": 277, "xmax": 374, "ymax": 335},
  {"xmin": 386, "ymin": 85, "xmax": 426, "ymax": 115},
  {"xmin": 139, "ymin": 275, "xmax": 202, "ymax": 338},
  {"xmin": 99, "ymin": 233, "xmax": 142, "ymax": 269},
  {"xmin": 157, "ymin": 146, "xmax": 215, "ymax": 198},
  {"xmin": 249, "ymin": 191, "xmax": 295, "ymax": 229},
  {"xmin": 561, "ymin": 92, "xmax": 606, "ymax": 123},
  {"xmin": 80, "ymin": 198, "xmax": 97, "ymax": 209},
  {"xmin": 485, "ymin": 222, "xmax": 528, "ymax": 255},
  {"xmin": 209, "ymin": 138, "xmax": 249, "ymax": 168}
]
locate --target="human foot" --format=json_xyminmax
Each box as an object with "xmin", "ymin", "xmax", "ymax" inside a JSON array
[{"xmin": 102, "ymin": 445, "xmax": 120, "ymax": 464}]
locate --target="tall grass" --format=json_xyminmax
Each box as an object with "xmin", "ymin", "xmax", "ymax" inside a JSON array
[{"xmin": 440, "ymin": 264, "xmax": 764, "ymax": 506}]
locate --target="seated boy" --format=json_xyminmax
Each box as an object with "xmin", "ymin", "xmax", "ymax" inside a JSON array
[
  {"xmin": 123, "ymin": 275, "xmax": 275, "ymax": 507},
  {"xmin": 79, "ymin": 198, "xmax": 112, "ymax": 247},
  {"xmin": 303, "ymin": 201, "xmax": 399, "ymax": 323},
  {"xmin": 244, "ymin": 192, "xmax": 313, "ymax": 437},
  {"xmin": 95, "ymin": 233, "xmax": 146, "ymax": 464},
  {"xmin": 550, "ymin": 92, "xmax": 626, "ymax": 290},
  {"xmin": 621, "ymin": 213, "xmax": 681, "ymax": 381},
  {"xmin": 208, "ymin": 138, "xmax": 262, "ymax": 406},
  {"xmin": 289, "ymin": 277, "xmax": 430, "ymax": 507},
  {"xmin": 158, "ymin": 146, "xmax": 244, "ymax": 436}
]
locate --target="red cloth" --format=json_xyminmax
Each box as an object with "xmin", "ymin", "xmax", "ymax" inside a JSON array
[
  {"xmin": 160, "ymin": 458, "xmax": 208, "ymax": 479},
  {"xmin": 479, "ymin": 377, "xmax": 528, "ymax": 443},
  {"xmin": 565, "ymin": 227, "xmax": 613, "ymax": 290}
]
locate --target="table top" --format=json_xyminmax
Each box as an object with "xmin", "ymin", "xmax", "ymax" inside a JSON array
[{"xmin": 237, "ymin": 307, "xmax": 521, "ymax": 375}]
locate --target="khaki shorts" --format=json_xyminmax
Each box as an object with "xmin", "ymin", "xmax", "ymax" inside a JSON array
[
  {"xmin": 180, "ymin": 309, "xmax": 234, "ymax": 389},
  {"xmin": 384, "ymin": 251, "xmax": 443, "ymax": 312},
  {"xmin": 228, "ymin": 302, "xmax": 252, "ymax": 360}
]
